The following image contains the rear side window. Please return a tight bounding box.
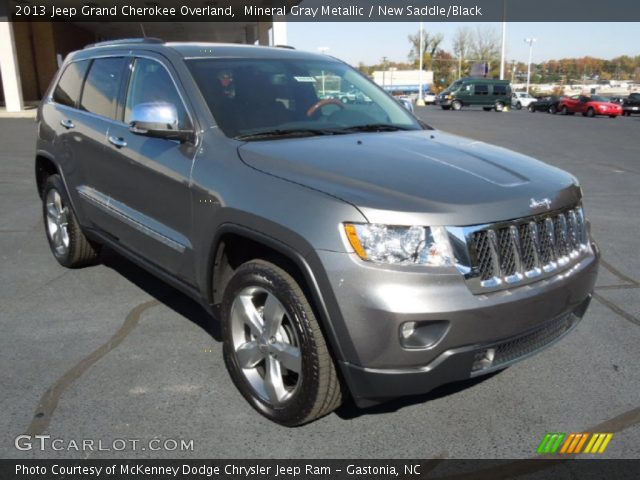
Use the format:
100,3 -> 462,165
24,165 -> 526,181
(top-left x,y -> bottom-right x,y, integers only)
52,60 -> 90,108
79,57 -> 126,119
474,84 -> 489,95
493,84 -> 507,95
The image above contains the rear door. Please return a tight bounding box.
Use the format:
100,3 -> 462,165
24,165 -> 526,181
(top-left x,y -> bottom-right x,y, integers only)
473,83 -> 490,106
100,55 -> 198,281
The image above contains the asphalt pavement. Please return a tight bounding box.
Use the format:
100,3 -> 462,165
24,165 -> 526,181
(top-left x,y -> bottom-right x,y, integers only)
1,108 -> 639,460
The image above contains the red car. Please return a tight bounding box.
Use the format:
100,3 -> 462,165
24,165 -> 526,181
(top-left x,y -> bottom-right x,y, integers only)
559,95 -> 623,118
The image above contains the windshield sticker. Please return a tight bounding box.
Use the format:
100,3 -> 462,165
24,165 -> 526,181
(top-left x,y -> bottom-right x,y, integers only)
294,76 -> 317,83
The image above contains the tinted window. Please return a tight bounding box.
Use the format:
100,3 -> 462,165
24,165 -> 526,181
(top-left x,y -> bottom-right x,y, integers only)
187,58 -> 420,138
474,84 -> 489,95
493,84 -> 507,95
124,58 -> 189,129
79,57 -> 126,119
52,60 -> 90,108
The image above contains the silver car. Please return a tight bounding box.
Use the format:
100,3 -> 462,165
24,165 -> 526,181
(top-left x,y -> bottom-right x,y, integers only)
36,39 -> 599,426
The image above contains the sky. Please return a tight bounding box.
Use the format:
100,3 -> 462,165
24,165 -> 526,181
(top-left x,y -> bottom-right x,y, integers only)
287,22 -> 640,66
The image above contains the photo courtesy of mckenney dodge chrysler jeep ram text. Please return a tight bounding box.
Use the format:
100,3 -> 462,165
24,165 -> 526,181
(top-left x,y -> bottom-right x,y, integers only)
35,39 -> 599,426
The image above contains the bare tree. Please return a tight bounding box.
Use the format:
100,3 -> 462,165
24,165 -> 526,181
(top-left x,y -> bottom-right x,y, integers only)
470,26 -> 501,69
408,30 -> 444,69
452,27 -> 473,78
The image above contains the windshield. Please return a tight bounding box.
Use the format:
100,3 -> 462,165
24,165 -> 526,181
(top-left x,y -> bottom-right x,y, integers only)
441,80 -> 462,94
590,96 -> 609,102
187,57 -> 422,139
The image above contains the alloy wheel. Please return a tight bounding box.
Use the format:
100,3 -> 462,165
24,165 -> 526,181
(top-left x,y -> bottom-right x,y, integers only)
229,287 -> 302,406
45,189 -> 70,256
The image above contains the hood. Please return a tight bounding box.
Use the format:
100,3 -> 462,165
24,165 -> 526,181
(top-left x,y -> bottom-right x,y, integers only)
237,130 -> 581,226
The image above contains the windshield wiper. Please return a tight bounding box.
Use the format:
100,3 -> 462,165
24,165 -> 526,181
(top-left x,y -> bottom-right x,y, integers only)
339,124 -> 414,133
235,128 -> 343,141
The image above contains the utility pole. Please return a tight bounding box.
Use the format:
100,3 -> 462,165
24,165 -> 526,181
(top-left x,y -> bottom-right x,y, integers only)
524,38 -> 537,93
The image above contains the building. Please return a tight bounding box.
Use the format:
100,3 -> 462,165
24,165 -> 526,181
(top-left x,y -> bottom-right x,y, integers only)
372,69 -> 434,89
0,2 -> 289,112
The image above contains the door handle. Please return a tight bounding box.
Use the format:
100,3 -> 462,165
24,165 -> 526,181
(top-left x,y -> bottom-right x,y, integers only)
108,136 -> 127,148
60,119 -> 75,129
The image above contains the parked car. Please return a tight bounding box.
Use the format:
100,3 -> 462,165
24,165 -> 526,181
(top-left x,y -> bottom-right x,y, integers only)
527,95 -> 563,113
559,95 -> 623,117
36,39 -> 599,426
422,92 -> 437,104
621,92 -> 640,116
438,77 -> 511,111
395,95 -> 414,112
511,92 -> 537,110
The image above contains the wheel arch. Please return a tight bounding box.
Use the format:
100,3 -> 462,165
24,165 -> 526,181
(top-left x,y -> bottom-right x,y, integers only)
35,151 -> 59,199
205,223 -> 351,365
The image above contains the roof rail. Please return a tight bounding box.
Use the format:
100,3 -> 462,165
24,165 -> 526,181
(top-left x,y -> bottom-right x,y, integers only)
275,44 -> 295,49
85,38 -> 164,49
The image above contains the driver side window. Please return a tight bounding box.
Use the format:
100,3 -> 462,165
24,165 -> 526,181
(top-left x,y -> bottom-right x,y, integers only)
124,58 -> 189,129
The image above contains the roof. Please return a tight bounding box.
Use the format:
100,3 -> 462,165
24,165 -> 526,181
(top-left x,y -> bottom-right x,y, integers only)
81,38 -> 333,62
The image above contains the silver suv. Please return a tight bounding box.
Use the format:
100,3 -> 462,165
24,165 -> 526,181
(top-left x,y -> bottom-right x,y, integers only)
36,39 -> 599,426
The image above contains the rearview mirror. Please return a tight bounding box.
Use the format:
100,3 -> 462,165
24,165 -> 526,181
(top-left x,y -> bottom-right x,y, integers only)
129,102 -> 193,143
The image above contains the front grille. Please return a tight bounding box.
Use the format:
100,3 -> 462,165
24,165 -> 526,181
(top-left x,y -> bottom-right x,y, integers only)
469,206 -> 588,288
471,313 -> 576,374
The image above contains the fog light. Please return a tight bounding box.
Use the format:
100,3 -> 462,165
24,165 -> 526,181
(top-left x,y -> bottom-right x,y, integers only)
472,348 -> 496,372
401,322 -> 416,339
399,320 -> 449,349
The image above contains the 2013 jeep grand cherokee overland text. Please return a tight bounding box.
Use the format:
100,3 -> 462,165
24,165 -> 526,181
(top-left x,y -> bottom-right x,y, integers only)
36,39 -> 599,426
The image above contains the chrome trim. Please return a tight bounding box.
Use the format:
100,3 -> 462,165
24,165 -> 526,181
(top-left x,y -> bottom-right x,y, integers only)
77,185 -> 190,253
449,205 -> 590,294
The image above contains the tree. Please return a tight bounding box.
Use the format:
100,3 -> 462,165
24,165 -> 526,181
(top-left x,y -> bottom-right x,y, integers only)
408,29 -> 444,70
452,27 -> 473,78
470,26 -> 501,76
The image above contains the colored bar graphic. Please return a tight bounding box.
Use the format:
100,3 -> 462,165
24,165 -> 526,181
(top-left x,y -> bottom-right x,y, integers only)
538,433 -> 613,455
537,433 -> 566,454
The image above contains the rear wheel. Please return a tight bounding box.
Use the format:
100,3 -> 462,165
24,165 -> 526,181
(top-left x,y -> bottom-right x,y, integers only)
561,105 -> 569,115
586,107 -> 595,117
528,104 -> 535,112
495,101 -> 505,112
549,105 -> 557,114
221,260 -> 342,426
451,100 -> 462,111
42,174 -> 100,268
516,102 -> 522,110
482,107 -> 492,112
609,115 -> 617,118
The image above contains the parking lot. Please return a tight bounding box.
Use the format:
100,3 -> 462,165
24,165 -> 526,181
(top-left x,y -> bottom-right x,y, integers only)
2,108 -> 639,459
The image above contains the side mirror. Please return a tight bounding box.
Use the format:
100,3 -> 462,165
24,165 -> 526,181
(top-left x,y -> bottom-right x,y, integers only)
129,102 -> 194,143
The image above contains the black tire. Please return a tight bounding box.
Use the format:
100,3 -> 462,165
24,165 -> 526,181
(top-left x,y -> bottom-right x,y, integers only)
561,105 -> 569,115
549,105 -> 557,114
221,259 -> 342,426
586,107 -> 595,118
516,102 -> 522,110
495,101 -> 505,112
482,107 -> 492,112
42,174 -> 100,268
451,100 -> 462,111
528,104 -> 535,112
609,115 -> 617,118
441,105 -> 451,110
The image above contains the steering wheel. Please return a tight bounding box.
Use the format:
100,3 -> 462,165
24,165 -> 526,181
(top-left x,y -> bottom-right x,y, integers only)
306,98 -> 345,117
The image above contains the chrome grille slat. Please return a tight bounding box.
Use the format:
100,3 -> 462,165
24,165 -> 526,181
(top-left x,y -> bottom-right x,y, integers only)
467,206 -> 588,292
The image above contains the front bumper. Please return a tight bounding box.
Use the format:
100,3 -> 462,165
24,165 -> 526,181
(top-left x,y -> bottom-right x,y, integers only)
314,241 -> 599,405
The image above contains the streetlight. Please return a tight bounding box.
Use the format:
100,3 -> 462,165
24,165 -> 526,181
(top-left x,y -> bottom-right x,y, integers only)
524,38 -> 537,93
389,67 -> 397,87
317,47 -> 329,96
417,22 -> 425,106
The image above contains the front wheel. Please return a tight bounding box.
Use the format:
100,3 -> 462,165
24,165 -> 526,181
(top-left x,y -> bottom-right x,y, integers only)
451,100 -> 462,111
221,260 -> 342,426
482,107 -> 492,112
549,105 -> 557,114
516,102 -> 522,110
528,104 -> 535,112
42,174 -> 100,268
441,105 -> 451,110
586,107 -> 595,118
561,105 -> 569,115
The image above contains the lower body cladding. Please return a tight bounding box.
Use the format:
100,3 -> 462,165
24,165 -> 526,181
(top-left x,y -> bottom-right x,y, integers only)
315,244 -> 599,406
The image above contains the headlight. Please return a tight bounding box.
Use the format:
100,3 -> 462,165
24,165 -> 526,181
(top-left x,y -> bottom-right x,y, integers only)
344,223 -> 455,266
